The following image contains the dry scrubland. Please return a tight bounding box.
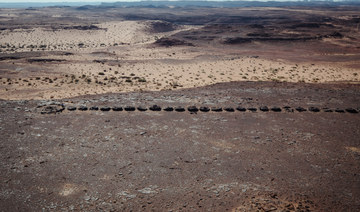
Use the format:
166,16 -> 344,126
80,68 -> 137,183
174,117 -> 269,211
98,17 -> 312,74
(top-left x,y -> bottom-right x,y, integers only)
0,6 -> 359,100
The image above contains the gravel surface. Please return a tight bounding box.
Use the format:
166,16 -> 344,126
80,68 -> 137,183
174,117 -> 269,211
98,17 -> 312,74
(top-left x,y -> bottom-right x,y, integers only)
1,81 -> 359,211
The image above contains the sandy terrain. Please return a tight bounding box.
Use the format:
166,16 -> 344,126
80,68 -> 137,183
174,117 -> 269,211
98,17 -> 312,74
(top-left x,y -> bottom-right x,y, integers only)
2,48 -> 359,100
1,6 -> 360,100
0,21 -> 194,51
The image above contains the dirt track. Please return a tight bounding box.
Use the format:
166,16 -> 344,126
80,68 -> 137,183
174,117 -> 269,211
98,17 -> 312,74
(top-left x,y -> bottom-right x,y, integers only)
1,82 -> 359,211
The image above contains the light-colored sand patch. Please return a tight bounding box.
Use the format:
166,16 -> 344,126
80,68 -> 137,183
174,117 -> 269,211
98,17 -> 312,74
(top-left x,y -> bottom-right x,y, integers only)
99,174 -> 112,181
0,21 -> 148,51
346,147 -> 360,154
0,20 -> 196,53
1,54 -> 359,100
59,183 -> 81,196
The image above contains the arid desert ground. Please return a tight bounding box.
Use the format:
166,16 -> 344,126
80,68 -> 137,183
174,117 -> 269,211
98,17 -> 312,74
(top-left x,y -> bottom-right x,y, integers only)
0,2 -> 360,211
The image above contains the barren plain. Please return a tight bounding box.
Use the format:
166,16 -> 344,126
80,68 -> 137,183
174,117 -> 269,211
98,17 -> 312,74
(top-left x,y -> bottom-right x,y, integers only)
0,3 -> 360,211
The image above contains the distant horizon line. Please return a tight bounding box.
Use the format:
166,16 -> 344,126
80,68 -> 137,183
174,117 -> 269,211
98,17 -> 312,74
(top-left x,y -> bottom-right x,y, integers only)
0,0 -> 357,8
0,0 -> 356,3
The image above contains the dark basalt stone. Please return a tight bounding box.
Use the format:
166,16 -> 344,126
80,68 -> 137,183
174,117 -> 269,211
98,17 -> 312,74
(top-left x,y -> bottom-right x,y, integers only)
41,105 -> 64,114
58,106 -> 65,112
112,106 -> 123,111
236,107 -> 246,112
308,107 -> 320,112
284,106 -> 294,112
149,105 -> 161,111
188,106 -> 199,112
100,106 -> 111,111
175,107 -> 185,112
345,108 -> 358,113
211,107 -> 223,112
40,109 -> 53,114
224,107 -> 234,112
248,107 -> 257,112
67,106 -> 76,111
78,106 -> 88,111
335,108 -> 345,113
259,106 -> 269,112
323,108 -> 333,112
90,106 -> 98,111
124,106 -> 136,111
199,106 -> 210,112
163,107 -> 174,112
137,106 -> 147,111
271,107 -> 282,112
295,107 -> 306,112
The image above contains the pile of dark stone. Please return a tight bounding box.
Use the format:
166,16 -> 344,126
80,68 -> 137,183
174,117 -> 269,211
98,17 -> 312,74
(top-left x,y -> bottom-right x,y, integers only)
38,103 -> 65,114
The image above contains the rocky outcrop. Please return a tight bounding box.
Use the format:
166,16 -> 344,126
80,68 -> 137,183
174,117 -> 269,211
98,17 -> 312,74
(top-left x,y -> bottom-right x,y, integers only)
154,37 -> 194,47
